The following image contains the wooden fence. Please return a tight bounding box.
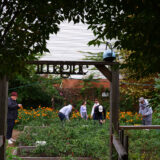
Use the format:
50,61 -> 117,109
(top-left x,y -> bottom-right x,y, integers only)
113,125 -> 160,160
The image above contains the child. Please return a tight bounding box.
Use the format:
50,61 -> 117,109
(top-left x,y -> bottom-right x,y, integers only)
80,101 -> 88,120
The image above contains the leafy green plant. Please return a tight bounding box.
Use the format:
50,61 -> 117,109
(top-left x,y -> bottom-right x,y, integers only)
6,146 -> 22,160
150,74 -> 160,111
13,107 -> 160,160
9,72 -> 63,108
128,129 -> 160,160
16,120 -> 109,159
120,93 -> 135,111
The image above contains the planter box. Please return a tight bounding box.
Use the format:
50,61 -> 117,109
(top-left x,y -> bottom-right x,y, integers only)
14,157 -> 92,160
13,146 -> 93,160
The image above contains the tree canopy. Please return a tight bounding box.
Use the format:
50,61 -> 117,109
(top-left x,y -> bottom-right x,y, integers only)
1,0 -> 160,78
84,0 -> 160,78
0,0 -> 85,78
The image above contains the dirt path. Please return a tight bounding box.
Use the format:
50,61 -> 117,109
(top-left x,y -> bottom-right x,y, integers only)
12,129 -> 21,140
8,129 -> 22,147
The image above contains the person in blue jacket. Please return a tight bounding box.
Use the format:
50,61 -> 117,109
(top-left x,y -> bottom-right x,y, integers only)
7,92 -> 22,144
139,97 -> 153,125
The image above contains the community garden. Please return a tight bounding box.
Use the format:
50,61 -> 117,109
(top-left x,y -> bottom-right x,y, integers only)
4,63 -> 160,160
5,66 -> 160,160
1,1 -> 160,160
7,103 -> 160,160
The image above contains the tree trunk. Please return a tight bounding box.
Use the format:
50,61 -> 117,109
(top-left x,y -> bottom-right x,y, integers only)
0,76 -> 8,160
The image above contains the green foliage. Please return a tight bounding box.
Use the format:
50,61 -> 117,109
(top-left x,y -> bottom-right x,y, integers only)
79,74 -> 110,112
17,120 -> 109,159
0,0 -> 86,78
117,49 -> 155,111
9,71 -> 63,108
150,74 -> 160,110
1,0 -> 160,79
80,74 -> 97,97
155,74 -> 160,90
13,107 -> 160,159
15,107 -> 58,127
6,146 -> 22,160
15,115 -> 160,160
120,93 -> 135,112
81,51 -> 103,61
84,0 -> 160,77
128,129 -> 160,160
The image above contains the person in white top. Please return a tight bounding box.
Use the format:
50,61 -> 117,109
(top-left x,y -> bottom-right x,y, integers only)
58,104 -> 75,121
80,101 -> 88,120
91,99 -> 100,120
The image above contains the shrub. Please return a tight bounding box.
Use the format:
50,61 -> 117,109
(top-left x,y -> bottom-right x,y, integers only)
17,120 -> 109,159
9,73 -> 63,108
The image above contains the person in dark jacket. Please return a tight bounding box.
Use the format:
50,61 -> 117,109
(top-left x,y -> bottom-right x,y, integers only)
7,92 -> 22,144
94,105 -> 106,124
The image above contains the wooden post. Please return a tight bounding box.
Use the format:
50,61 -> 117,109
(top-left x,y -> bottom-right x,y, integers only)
124,136 -> 128,159
110,67 -> 119,160
113,134 -> 128,160
95,65 -> 112,82
0,76 -> 8,160
119,130 -> 124,146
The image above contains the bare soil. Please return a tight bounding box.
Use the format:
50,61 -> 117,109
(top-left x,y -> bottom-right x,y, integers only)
8,129 -> 22,147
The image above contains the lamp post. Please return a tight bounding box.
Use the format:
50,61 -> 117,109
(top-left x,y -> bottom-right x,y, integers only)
103,42 -> 116,62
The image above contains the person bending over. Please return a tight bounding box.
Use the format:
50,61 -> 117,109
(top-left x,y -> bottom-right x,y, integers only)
58,104 -> 75,121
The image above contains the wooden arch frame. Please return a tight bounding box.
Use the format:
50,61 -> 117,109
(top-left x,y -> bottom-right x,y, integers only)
0,60 -> 120,160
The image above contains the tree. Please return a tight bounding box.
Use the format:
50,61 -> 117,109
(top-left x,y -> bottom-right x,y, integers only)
0,0 -> 85,78
84,0 -> 160,78
1,0 -> 160,78
9,71 -> 63,108
0,3 -> 85,158
150,74 -> 160,110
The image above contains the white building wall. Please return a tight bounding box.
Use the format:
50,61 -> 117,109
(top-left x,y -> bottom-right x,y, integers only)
40,21 -> 108,79
40,21 -> 105,61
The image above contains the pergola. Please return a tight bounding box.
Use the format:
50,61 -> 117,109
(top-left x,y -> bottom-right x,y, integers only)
0,60 -> 123,160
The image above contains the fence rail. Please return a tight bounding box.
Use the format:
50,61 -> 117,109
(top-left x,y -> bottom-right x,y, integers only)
119,125 -> 160,130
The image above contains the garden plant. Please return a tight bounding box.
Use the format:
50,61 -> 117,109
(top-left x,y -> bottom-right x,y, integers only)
11,105 -> 160,160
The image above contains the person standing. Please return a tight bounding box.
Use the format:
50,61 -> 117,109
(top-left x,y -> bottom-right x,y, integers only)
7,92 -> 22,144
139,97 -> 153,125
58,104 -> 75,121
94,105 -> 106,124
91,99 -> 100,120
80,101 -> 88,120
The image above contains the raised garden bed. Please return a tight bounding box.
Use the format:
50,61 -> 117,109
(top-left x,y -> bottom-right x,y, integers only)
13,157 -> 92,160
13,146 -> 93,160
15,120 -> 109,160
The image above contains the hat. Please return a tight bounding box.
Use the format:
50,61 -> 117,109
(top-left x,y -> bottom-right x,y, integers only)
139,97 -> 144,103
11,92 -> 18,97
98,105 -> 103,112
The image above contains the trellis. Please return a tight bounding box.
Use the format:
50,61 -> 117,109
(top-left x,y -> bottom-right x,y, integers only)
1,60 -> 159,160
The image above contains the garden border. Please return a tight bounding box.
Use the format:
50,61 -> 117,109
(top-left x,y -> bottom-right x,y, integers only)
13,146 -> 93,160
